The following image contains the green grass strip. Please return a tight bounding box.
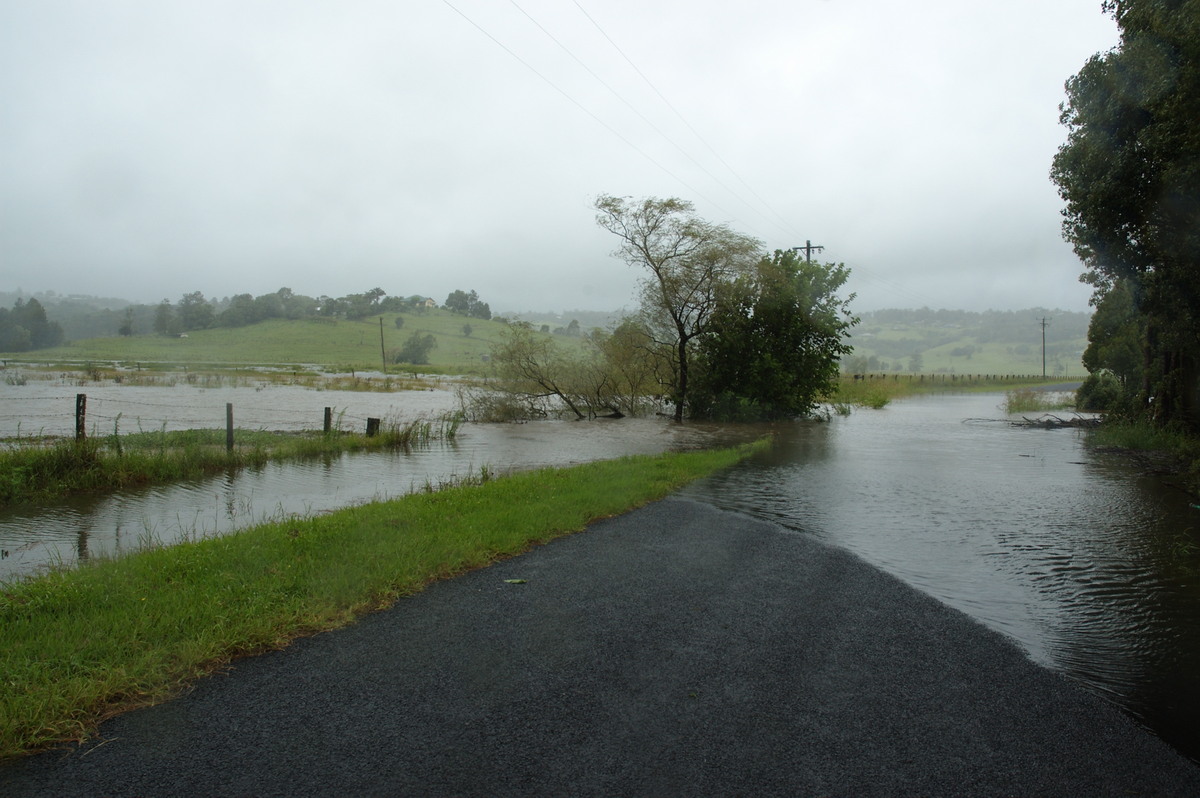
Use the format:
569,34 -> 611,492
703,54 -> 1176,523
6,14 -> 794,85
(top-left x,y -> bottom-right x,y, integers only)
0,440 -> 767,760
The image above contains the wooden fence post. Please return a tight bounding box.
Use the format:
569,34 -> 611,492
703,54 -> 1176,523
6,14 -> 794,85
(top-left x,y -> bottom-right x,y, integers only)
75,393 -> 86,441
226,403 -> 234,453
324,407 -> 333,434
366,417 -> 380,437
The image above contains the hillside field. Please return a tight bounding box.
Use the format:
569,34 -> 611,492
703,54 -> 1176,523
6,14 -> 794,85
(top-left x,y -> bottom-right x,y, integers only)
0,310 -> 584,374
845,309 -> 1090,377
3,306 -> 1093,379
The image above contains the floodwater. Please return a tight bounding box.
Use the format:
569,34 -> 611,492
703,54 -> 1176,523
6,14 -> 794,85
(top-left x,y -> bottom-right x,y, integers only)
0,380 -> 761,581
3,382 -> 1200,762
680,392 -> 1200,762
0,375 -> 460,438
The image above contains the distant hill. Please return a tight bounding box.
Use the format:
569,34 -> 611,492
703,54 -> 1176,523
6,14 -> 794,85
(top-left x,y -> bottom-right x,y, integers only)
4,291 -> 1093,378
846,308 -> 1091,376
503,309 -> 627,334
2,309 -> 588,374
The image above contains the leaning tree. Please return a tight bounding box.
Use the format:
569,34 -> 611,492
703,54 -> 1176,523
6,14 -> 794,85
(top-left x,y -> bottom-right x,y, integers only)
594,194 -> 761,421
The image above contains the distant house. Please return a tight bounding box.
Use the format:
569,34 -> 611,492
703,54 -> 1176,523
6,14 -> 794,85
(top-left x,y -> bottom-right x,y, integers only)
423,298 -> 437,309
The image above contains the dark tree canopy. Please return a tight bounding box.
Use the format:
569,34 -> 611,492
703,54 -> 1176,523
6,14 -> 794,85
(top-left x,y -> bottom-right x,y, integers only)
692,250 -> 857,420
0,298 -> 64,351
444,289 -> 491,320
1051,0 -> 1200,425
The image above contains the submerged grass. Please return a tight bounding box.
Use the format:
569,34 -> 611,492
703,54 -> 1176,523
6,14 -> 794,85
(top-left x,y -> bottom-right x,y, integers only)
1003,388 -> 1076,414
0,414 -> 463,506
1088,418 -> 1200,457
832,374 -> 1083,412
0,440 -> 766,760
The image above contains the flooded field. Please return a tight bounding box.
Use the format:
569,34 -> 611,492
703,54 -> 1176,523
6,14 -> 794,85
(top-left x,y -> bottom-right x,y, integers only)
3,375 -> 1200,761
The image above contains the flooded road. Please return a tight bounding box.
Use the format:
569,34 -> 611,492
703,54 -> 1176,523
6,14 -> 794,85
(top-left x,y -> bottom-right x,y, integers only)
681,392 -> 1200,762
3,382 -> 1199,761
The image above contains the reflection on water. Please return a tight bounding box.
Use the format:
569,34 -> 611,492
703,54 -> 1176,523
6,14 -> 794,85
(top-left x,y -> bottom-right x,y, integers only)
0,417 -> 761,582
4,387 -> 1200,761
680,392 -> 1200,762
0,382 -> 462,438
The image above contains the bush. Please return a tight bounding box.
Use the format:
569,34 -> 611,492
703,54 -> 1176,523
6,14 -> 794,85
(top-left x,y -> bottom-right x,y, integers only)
393,332 -> 436,365
1076,372 -> 1125,413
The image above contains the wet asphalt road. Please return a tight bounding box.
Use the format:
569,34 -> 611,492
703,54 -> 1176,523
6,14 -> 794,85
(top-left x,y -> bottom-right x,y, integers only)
4,498 -> 1200,796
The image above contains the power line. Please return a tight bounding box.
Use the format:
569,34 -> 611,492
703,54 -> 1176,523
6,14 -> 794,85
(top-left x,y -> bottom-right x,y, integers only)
440,0 -> 735,220
507,0 -> 779,236
571,0 -> 796,236
443,1 -> 948,312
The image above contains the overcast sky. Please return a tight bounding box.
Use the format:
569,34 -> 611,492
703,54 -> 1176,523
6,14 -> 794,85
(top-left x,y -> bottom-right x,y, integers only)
0,1 -> 1119,315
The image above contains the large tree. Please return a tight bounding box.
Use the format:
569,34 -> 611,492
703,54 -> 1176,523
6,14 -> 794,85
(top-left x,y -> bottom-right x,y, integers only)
692,250 -> 857,420
444,289 -> 492,320
1051,0 -> 1200,425
176,291 -> 215,332
594,194 -> 761,421
0,298 -> 64,351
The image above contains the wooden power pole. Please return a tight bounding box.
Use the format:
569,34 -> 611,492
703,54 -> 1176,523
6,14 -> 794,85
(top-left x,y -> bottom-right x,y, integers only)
1040,317 -> 1049,378
790,240 -> 825,263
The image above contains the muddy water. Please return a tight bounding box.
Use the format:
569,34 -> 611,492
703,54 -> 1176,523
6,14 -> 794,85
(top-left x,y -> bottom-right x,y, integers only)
4,383 -> 1200,761
0,379 -> 460,438
680,392 -> 1200,762
0,411 -> 761,582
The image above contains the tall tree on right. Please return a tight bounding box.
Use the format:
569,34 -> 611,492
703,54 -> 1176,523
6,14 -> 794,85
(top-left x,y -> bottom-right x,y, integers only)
1050,0 -> 1200,426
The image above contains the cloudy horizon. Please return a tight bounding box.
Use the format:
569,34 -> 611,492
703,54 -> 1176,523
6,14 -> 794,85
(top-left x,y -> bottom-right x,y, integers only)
1,1 -> 1119,315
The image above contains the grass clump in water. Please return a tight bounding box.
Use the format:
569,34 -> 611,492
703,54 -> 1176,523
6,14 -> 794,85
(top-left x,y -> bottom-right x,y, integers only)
0,413 -> 464,507
0,439 -> 766,760
1003,388 -> 1075,414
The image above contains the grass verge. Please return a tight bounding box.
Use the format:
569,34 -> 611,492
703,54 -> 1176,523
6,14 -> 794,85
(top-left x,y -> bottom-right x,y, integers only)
0,440 -> 767,760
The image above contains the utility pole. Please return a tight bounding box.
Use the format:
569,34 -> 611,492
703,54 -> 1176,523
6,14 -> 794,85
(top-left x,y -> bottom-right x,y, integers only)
1040,317 -> 1049,378
790,240 -> 824,263
380,317 -> 387,376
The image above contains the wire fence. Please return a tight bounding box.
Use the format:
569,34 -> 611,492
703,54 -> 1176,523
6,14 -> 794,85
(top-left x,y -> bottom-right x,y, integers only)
0,392 -> 428,440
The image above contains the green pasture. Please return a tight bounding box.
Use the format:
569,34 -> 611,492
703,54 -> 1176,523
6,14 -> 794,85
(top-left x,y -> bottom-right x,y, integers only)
2,311 -> 586,374
848,325 -> 1088,377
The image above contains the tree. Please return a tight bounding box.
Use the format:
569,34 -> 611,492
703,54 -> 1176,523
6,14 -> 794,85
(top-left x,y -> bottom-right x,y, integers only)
344,288 -> 386,320
153,299 -> 178,336
393,332 -> 436,365
219,294 -> 258,327
444,290 -> 468,315
445,289 -> 491,320
595,194 -> 761,421
177,291 -> 214,331
489,324 -> 588,419
691,250 -> 857,420
118,307 -> 135,337
588,317 -> 667,416
1050,0 -> 1200,425
1082,279 -> 1145,396
5,298 -> 64,349
462,323 -> 473,338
